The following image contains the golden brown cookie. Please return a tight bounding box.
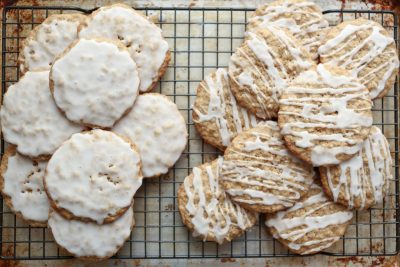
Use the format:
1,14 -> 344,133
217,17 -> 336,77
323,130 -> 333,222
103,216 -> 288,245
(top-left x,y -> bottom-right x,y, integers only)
278,64 -> 373,167
221,121 -> 315,213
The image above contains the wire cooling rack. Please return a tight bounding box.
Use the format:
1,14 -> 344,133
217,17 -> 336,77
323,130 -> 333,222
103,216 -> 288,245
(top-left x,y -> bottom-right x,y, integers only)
0,5 -> 399,260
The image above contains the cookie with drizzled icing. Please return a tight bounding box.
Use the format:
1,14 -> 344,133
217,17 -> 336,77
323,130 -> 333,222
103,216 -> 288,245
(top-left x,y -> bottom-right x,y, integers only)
193,68 -> 261,151
178,157 -> 257,244
228,26 -> 314,120
221,121 -> 315,213
278,64 -> 373,167
265,182 -> 353,255
319,18 -> 399,99
248,0 -> 329,61
319,126 -> 392,210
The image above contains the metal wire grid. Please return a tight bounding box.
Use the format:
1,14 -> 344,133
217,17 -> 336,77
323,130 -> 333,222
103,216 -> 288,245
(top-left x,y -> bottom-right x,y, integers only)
0,6 -> 399,260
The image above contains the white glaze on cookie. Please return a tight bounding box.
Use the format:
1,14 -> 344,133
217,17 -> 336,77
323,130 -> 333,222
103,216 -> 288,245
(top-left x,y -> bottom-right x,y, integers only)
229,26 -> 313,119
248,0 -> 329,60
20,14 -> 86,73
49,207 -> 133,258
193,68 -> 259,148
44,130 -> 142,224
318,18 -> 399,99
51,38 -> 139,128
2,149 -> 50,223
113,94 -> 187,177
182,157 -> 256,244
79,4 -> 169,92
0,71 -> 83,158
279,64 -> 373,166
221,121 -> 315,211
265,183 -> 353,255
322,126 -> 392,209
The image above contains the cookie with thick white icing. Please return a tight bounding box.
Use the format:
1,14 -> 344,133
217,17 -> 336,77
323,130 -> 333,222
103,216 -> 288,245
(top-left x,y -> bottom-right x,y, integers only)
19,13 -> 86,74
113,93 -> 187,178
49,206 -> 134,259
0,71 -> 83,160
265,182 -> 353,255
221,121 -> 315,213
318,18 -> 399,99
319,126 -> 392,210
178,157 -> 257,244
79,3 -> 170,93
278,64 -> 373,167
0,146 -> 50,227
44,129 -> 142,224
50,38 -> 139,128
248,0 -> 329,61
193,68 -> 260,151
229,26 -> 314,119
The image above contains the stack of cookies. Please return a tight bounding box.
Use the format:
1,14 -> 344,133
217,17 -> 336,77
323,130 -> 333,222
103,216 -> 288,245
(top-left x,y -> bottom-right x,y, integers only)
182,0 -> 398,255
0,4 -> 188,259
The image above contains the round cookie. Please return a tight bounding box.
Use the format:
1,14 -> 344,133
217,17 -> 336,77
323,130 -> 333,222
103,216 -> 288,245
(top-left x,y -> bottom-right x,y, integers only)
49,206 -> 134,259
193,68 -> 260,151
278,64 -> 373,167
178,157 -> 257,244
0,146 -> 50,227
248,0 -> 329,61
221,121 -> 315,213
229,26 -> 314,119
319,126 -> 392,210
318,18 -> 399,99
50,38 -> 140,128
113,93 -> 187,178
78,3 -> 170,93
44,129 -> 143,224
265,182 -> 354,255
19,13 -> 86,74
0,71 -> 83,160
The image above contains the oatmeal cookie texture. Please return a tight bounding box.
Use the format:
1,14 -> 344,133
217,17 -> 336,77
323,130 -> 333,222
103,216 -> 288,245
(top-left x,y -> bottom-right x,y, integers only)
50,38 -> 140,128
320,126 -> 392,210
48,206 -> 134,259
79,3 -> 170,93
265,182 -> 353,255
248,0 -> 329,61
193,68 -> 260,151
178,157 -> 257,244
19,14 -> 86,74
278,64 -> 373,166
0,71 -> 83,160
113,93 -> 187,178
44,129 -> 143,224
229,26 -> 314,119
0,146 -> 50,227
319,18 -> 399,99
221,121 -> 315,213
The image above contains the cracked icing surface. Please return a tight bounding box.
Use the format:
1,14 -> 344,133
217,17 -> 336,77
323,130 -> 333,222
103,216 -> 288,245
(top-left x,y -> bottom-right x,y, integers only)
19,14 -> 86,74
228,26 -> 314,119
221,121 -> 315,213
193,68 -> 260,151
248,0 -> 329,61
49,206 -> 134,259
50,38 -> 139,128
178,157 -> 257,244
113,93 -> 187,178
318,18 -> 399,99
265,182 -> 353,255
0,146 -> 50,226
0,71 -> 83,159
79,3 -> 169,92
44,129 -> 142,224
278,64 -> 373,166
320,126 -> 392,210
